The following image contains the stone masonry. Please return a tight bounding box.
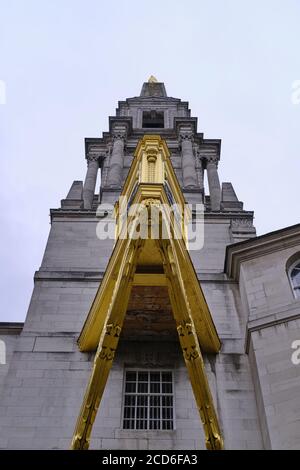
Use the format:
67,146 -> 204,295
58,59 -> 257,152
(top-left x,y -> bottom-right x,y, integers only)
0,81 -> 299,449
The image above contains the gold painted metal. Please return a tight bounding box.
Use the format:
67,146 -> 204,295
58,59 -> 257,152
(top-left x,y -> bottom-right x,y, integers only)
158,238 -> 224,450
133,273 -> 167,286
71,234 -> 144,450
148,75 -> 158,82
71,136 -> 223,450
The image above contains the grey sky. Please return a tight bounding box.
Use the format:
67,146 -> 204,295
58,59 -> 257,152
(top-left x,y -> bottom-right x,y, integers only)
0,0 -> 299,322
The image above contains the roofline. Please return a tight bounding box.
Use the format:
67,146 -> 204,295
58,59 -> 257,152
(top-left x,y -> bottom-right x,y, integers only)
0,322 -> 24,335
225,222 -> 300,280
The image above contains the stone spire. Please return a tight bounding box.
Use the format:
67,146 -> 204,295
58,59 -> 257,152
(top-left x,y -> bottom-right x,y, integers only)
140,79 -> 167,97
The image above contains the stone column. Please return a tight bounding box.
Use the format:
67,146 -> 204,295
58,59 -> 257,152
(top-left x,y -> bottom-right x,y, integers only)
206,156 -> 221,211
180,134 -> 198,188
197,154 -> 204,191
197,155 -> 205,204
107,133 -> 126,188
83,155 -> 99,209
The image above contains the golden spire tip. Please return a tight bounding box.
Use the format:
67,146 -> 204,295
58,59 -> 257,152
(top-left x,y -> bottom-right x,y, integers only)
148,75 -> 158,83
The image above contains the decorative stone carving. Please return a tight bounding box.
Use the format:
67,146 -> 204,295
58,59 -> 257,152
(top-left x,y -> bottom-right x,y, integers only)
97,323 -> 121,361
112,133 -> 126,142
177,322 -> 199,361
141,198 -> 161,207
206,155 -> 219,166
134,349 -> 167,367
179,133 -> 193,142
147,152 -> 157,183
86,154 -> 100,164
231,218 -> 253,228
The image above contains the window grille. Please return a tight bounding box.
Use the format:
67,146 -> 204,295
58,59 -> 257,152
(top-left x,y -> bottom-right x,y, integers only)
123,370 -> 174,430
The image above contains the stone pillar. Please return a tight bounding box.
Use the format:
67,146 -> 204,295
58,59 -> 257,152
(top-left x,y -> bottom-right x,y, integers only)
180,134 -> 198,188
206,156 -> 221,211
196,156 -> 205,204
83,155 -> 99,209
107,133 -> 126,188
197,155 -> 204,191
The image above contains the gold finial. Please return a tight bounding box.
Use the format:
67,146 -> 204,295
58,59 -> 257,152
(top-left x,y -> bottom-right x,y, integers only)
148,75 -> 158,83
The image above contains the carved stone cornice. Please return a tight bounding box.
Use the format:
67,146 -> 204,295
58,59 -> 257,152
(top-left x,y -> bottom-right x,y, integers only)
108,116 -> 132,137
174,117 -> 198,138
141,198 -> 161,210
179,132 -> 194,143
144,147 -> 159,168
231,218 -> 254,229
112,132 -> 127,143
225,223 -> 300,280
206,155 -> 219,166
86,154 -> 100,164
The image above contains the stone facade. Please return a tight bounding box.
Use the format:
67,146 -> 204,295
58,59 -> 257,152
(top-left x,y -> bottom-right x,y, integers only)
0,81 -> 299,449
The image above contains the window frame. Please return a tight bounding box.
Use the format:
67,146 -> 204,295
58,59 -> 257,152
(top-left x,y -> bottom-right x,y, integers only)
121,368 -> 176,431
288,259 -> 300,299
142,110 -> 165,129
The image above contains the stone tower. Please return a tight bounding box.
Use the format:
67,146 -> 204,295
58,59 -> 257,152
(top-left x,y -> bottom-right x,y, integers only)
1,80 -> 300,450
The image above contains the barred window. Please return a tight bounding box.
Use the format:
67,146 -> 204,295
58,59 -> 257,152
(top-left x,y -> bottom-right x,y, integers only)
123,370 -> 174,430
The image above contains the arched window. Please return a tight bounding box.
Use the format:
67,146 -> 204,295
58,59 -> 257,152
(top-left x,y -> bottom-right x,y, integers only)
288,260 -> 300,299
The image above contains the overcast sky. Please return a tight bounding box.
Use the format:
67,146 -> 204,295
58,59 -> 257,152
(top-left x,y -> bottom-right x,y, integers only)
0,0 -> 299,322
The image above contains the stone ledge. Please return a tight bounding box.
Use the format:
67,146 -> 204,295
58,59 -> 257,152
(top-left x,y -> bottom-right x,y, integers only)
0,323 -> 24,335
225,223 -> 300,280
33,336 -> 76,353
34,270 -> 103,282
33,269 -> 239,283
245,305 -> 300,352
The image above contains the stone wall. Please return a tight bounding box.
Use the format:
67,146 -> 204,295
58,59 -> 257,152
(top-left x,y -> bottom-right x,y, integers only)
239,243 -> 300,449
0,335 -> 263,449
0,204 -> 264,449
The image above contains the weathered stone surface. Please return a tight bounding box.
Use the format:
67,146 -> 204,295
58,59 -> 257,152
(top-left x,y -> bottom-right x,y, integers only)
1,81 -> 299,450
